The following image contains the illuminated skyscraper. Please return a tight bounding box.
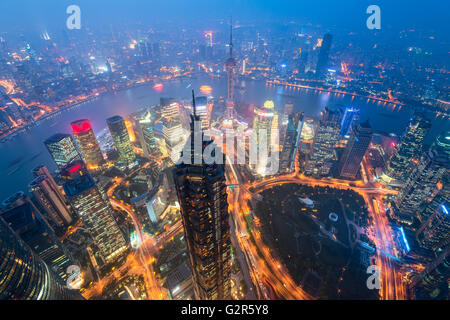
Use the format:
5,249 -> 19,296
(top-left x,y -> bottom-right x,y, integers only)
280,112 -> 304,173
416,132 -> 450,251
61,161 -> 128,268
173,91 -> 231,300
340,107 -> 360,137
195,96 -> 210,130
71,119 -> 104,171
338,120 -> 373,179
161,97 -> 180,119
29,166 -> 73,227
253,100 -> 277,176
107,115 -> 136,168
204,31 -> 213,59
315,33 -> 333,78
138,39 -> 151,58
416,202 -> 449,252
419,169 -> 449,226
1,192 -> 75,283
0,215 -> 83,300
44,133 -> 82,170
381,113 -> 431,184
411,247 -> 449,299
282,102 -> 294,125
271,110 -> 280,149
161,98 -> 185,163
298,50 -> 308,74
134,111 -> 157,158
305,105 -> 342,176
394,132 -> 450,221
225,17 -> 236,120
163,119 -> 185,163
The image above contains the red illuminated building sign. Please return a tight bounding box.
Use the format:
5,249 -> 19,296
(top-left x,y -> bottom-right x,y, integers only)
68,164 -> 82,173
71,120 -> 92,133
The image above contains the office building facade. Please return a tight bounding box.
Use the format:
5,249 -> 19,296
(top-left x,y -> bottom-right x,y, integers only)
394,132 -> 450,220
315,33 -> 333,78
0,215 -> 82,300
71,119 -> 104,171
173,93 -> 231,300
279,112 -> 304,173
61,161 -> 128,268
339,120 -> 373,179
44,133 -> 82,170
107,115 -> 136,168
381,113 -> 431,184
1,192 -> 75,283
304,106 -> 342,176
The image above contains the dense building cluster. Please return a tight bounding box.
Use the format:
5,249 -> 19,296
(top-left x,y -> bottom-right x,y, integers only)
0,7 -> 448,301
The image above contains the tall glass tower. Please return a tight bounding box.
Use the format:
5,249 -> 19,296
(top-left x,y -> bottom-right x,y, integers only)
338,120 -> 373,179
71,119 -> 104,171
416,202 -> 449,252
107,115 -> 136,168
305,105 -> 342,176
133,110 -> 157,158
0,211 -> 82,300
195,96 -> 210,130
252,100 -> 276,176
161,98 -> 185,164
44,133 -> 82,170
381,113 -> 431,185
61,161 -> 128,269
315,33 -> 333,78
29,165 -> 74,227
340,107 -> 360,137
173,91 -> 231,300
280,112 -> 304,173
1,192 -> 75,283
394,132 -> 450,221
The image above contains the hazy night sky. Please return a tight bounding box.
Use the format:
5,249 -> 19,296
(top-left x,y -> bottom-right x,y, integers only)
0,0 -> 448,35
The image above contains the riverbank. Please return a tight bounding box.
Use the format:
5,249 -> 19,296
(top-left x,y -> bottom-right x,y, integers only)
0,79 -> 163,143
3,74 -> 429,143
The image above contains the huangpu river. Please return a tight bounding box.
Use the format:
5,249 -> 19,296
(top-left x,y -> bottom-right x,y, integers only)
0,76 -> 447,200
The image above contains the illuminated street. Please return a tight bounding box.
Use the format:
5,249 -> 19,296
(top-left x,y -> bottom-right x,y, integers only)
225,157 -> 406,300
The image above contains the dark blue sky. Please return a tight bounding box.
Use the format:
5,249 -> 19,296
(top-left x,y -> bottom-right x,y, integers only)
0,0 -> 448,35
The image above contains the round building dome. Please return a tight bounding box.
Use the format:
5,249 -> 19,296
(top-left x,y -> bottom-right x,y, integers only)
263,100 -> 275,109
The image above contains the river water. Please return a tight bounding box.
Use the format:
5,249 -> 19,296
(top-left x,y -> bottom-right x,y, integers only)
0,77 -> 447,200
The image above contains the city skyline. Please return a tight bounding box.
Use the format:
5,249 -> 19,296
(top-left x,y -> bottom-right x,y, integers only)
0,0 -> 448,304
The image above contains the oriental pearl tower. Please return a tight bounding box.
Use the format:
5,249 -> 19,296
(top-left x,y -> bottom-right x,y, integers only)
225,16 -> 236,121
217,17 -> 247,136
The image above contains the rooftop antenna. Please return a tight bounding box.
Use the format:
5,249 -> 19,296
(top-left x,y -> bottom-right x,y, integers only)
229,15 -> 233,59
